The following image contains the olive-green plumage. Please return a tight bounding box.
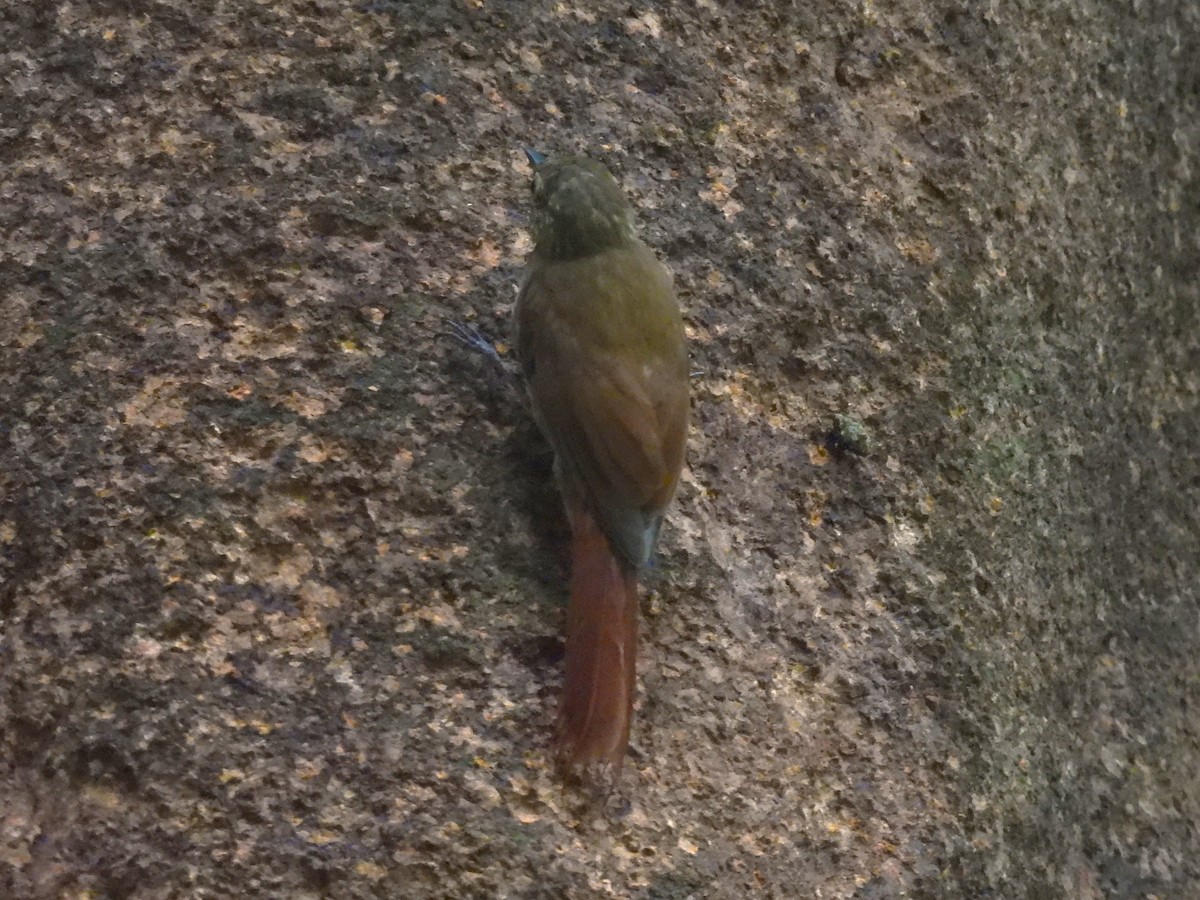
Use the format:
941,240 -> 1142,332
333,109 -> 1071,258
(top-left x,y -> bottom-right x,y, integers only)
515,155 -> 688,770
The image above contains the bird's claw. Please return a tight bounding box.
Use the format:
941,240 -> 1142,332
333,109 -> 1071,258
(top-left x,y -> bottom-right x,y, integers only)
442,320 -> 502,364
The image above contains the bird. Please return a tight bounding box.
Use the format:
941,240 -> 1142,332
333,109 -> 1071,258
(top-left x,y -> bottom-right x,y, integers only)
514,150 -> 689,772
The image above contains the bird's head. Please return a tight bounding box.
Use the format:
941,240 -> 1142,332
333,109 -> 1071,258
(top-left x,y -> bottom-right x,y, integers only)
525,151 -> 637,261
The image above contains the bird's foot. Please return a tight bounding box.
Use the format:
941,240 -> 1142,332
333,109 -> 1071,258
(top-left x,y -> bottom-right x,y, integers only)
441,319 -> 523,401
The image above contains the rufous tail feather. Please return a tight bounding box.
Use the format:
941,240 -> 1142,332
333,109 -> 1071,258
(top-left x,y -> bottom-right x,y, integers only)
555,509 -> 638,770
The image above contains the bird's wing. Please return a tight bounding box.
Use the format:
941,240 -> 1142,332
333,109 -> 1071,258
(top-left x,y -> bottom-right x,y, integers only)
516,248 -> 687,565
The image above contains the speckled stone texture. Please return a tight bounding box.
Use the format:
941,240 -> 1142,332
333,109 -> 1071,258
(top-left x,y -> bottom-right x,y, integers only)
1,1 -> 1196,897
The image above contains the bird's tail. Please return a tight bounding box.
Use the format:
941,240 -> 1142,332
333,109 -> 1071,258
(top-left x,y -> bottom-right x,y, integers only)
555,507 -> 639,770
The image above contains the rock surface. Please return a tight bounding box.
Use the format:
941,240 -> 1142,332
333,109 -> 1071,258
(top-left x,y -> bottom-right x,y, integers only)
2,1 -> 1196,897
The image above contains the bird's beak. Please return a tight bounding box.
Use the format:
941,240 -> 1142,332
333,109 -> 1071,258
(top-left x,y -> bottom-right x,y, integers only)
523,147 -> 547,167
